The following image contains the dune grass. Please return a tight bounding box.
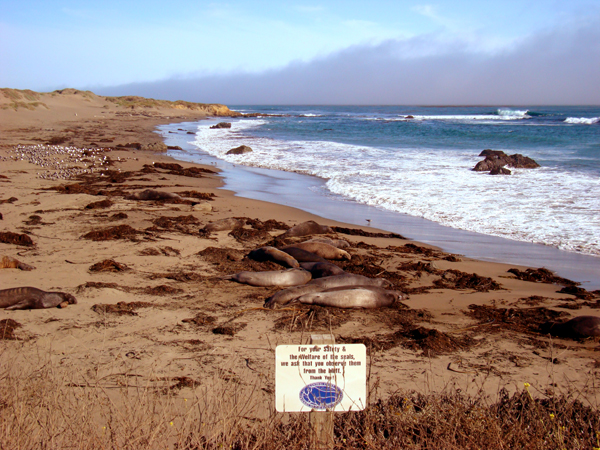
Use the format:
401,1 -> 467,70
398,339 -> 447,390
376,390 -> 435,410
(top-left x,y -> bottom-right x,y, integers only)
1,344 -> 598,450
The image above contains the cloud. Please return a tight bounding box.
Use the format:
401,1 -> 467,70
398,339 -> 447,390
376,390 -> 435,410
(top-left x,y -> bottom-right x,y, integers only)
95,20 -> 600,105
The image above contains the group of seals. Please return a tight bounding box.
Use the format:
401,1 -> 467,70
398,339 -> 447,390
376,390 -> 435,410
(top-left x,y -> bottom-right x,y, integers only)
0,287 -> 77,310
221,220 -> 402,309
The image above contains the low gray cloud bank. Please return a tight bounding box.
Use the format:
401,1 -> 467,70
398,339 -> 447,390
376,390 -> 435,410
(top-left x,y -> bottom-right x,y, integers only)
96,21 -> 600,105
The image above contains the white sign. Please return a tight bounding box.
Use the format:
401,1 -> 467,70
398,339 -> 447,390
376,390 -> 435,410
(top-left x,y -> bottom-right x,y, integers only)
275,344 -> 367,412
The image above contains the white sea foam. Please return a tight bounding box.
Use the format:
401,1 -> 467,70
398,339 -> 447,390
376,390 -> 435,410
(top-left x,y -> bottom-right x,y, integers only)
564,117 -> 600,125
192,120 -> 600,257
376,113 -> 530,122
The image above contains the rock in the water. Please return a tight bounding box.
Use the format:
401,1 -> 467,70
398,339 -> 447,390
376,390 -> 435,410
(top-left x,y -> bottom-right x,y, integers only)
473,150 -> 539,173
226,145 -> 252,155
490,167 -> 512,175
210,122 -> 232,129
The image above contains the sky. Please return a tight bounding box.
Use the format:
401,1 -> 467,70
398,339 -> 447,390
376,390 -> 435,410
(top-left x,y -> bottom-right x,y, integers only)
1,0 -> 599,104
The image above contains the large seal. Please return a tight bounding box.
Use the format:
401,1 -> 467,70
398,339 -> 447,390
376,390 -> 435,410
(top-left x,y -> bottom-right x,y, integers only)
203,218 -> 245,232
265,273 -> 392,308
248,246 -> 300,268
303,237 -> 350,249
280,247 -> 327,263
281,221 -> 333,237
300,262 -> 345,278
223,268 -> 312,287
1,255 -> 35,271
293,286 -> 400,309
541,315 -> 600,339
281,242 -> 350,260
126,189 -> 183,201
0,287 -> 77,310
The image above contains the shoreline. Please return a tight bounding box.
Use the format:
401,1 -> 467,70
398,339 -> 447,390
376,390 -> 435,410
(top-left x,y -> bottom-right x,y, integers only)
160,119 -> 600,290
2,91 -> 599,433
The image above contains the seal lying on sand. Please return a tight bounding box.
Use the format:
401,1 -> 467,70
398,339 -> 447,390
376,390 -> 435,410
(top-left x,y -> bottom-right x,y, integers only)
281,220 -> 333,237
281,242 -> 351,260
280,247 -> 327,263
248,246 -> 300,268
541,315 -> 600,339
0,287 -> 77,310
265,273 -> 392,308
126,189 -> 183,201
1,255 -> 35,271
223,268 -> 312,287
303,237 -> 350,249
300,262 -> 345,278
293,286 -> 400,309
203,218 -> 245,232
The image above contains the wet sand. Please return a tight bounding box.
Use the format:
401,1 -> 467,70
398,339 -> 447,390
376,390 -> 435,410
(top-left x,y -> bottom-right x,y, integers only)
1,90 -> 599,418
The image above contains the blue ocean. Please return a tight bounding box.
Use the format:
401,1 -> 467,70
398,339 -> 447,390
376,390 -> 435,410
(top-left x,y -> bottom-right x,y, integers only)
161,105 -> 600,286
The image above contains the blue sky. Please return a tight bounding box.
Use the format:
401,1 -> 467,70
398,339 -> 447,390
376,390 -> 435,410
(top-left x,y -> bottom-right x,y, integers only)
1,0 -> 599,104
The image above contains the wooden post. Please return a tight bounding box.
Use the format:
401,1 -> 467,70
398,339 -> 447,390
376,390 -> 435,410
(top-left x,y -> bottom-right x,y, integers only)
309,334 -> 335,450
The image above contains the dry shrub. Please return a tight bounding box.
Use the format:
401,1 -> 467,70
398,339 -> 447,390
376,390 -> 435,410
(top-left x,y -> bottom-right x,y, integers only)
85,199 -> 113,209
332,226 -> 405,239
508,267 -> 579,286
0,231 -> 34,246
82,225 -> 140,241
89,259 -> 129,272
0,319 -> 21,340
0,349 -> 598,449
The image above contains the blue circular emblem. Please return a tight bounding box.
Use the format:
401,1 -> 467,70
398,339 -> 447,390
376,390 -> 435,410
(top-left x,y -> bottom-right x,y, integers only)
299,382 -> 343,410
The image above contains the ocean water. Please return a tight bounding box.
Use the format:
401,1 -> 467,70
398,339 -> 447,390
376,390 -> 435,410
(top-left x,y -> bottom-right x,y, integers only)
188,106 -> 600,256
159,105 -> 600,287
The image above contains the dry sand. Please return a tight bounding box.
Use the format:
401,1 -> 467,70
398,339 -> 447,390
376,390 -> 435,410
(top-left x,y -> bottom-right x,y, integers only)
1,89 -> 599,418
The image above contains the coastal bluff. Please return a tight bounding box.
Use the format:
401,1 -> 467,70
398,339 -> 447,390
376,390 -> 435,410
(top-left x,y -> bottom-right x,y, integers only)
0,88 -> 240,117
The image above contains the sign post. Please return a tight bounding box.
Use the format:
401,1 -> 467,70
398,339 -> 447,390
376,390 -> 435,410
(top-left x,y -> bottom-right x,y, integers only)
275,335 -> 367,449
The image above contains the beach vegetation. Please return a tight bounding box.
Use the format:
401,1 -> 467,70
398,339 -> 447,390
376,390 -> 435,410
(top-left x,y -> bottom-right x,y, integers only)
1,347 -> 598,449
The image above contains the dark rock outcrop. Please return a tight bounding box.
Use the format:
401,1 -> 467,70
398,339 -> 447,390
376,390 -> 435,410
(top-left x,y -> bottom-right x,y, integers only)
226,145 -> 252,155
473,150 -> 540,175
210,122 -> 232,129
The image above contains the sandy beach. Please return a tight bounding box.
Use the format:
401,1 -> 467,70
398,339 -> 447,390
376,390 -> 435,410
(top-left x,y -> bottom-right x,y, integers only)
1,89 -> 599,448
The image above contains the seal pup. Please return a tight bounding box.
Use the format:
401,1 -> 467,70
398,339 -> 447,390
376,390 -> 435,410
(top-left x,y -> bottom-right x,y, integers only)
1,255 -> 35,271
541,315 -> 600,339
265,273 -> 392,308
293,286 -> 400,309
126,189 -> 183,201
203,218 -> 245,232
279,247 -> 327,263
303,237 -> 350,249
281,221 -> 333,237
281,242 -> 350,260
223,268 -> 312,287
248,246 -> 300,268
0,287 -> 77,310
300,262 -> 345,278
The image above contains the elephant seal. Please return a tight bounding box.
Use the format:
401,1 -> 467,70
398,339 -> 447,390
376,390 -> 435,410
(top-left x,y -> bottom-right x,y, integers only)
126,189 -> 182,201
294,286 -> 400,309
303,237 -> 350,249
281,221 -> 333,237
541,315 -> 600,339
248,246 -> 300,268
1,255 -> 35,271
203,218 -> 245,232
300,262 -> 345,278
280,247 -> 327,263
282,242 -> 350,260
264,273 -> 393,308
0,287 -> 77,310
223,268 -> 312,287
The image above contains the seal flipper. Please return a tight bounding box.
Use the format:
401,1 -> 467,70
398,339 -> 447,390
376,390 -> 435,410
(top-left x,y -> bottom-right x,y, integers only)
5,299 -> 34,310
